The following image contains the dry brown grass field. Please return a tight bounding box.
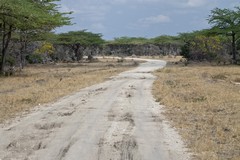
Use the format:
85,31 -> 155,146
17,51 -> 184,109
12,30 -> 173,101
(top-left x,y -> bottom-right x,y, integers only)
153,62 -> 240,160
138,55 -> 183,62
0,58 -> 137,123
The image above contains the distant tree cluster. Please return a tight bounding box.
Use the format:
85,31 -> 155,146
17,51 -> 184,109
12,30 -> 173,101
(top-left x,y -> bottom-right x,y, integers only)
179,31 -> 230,63
180,6 -> 240,64
50,30 -> 105,61
1,2 -> 239,75
108,36 -> 182,45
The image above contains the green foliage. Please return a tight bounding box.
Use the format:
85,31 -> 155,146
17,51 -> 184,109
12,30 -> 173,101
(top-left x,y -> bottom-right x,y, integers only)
208,7 -> 240,34
0,0 -> 71,32
107,35 -> 183,45
151,35 -> 183,45
0,55 -> 15,66
180,42 -> 190,60
35,42 -> 55,55
26,54 -> 43,64
0,0 -> 71,73
179,30 -> 225,61
108,37 -> 150,44
191,35 -> 223,61
53,30 -> 105,46
208,6 -> 240,63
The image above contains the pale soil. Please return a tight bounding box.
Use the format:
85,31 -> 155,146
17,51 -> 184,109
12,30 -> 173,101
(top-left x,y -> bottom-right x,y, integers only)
0,59 -> 191,160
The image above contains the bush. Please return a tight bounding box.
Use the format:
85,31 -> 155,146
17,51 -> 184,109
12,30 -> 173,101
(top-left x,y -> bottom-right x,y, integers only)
180,42 -> 190,60
87,55 -> 93,62
26,54 -> 43,64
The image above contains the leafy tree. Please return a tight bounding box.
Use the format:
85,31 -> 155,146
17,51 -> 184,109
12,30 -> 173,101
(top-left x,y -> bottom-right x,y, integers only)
54,30 -> 104,45
179,31 -> 202,60
190,35 -> 223,61
0,0 -> 24,73
53,30 -> 105,60
179,30 -> 225,62
180,42 -> 190,60
19,0 -> 71,68
0,0 -> 71,74
208,7 -> 240,63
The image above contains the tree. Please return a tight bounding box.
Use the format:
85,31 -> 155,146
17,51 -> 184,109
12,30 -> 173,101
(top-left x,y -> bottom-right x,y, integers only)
53,30 -> 105,60
0,0 -> 23,73
208,7 -> 240,63
179,30 -> 226,62
0,0 -> 71,74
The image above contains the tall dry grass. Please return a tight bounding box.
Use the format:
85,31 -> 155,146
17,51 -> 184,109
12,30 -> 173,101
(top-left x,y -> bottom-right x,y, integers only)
0,59 -> 137,123
153,64 -> 240,160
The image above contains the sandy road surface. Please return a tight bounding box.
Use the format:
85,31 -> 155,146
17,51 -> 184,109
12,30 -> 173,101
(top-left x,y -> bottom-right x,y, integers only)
0,59 -> 191,160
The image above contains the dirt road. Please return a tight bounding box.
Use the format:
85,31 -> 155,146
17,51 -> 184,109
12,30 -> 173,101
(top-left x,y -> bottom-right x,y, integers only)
0,59 -> 191,160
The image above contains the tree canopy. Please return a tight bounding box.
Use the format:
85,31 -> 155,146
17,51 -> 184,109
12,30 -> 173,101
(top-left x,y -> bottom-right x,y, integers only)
107,36 -> 182,45
151,35 -> 182,45
53,30 -> 105,46
208,7 -> 240,63
0,0 -> 71,74
109,37 -> 150,45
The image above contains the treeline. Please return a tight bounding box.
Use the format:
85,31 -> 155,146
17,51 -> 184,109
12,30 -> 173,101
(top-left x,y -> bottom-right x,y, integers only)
107,36 -> 182,45
52,4 -> 240,64
1,2 -> 240,75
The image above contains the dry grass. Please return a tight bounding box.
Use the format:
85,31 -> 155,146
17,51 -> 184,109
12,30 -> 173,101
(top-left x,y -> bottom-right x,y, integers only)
153,64 -> 240,160
139,55 -> 183,62
0,58 -> 137,123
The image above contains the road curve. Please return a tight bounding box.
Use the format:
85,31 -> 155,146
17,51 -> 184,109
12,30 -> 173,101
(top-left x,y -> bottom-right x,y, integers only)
0,59 -> 191,160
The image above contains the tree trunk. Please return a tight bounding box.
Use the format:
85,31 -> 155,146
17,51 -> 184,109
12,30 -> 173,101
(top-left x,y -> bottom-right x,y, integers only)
0,23 -> 12,74
73,44 -> 83,61
232,32 -> 236,64
19,34 -> 27,69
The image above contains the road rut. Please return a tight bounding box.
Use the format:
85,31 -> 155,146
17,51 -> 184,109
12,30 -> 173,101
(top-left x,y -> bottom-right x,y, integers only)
0,59 -> 191,160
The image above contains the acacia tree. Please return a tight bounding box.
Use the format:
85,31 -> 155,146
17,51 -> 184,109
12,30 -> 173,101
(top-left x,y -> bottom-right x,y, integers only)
208,7 -> 240,63
0,0 -> 71,74
19,0 -> 71,68
54,30 -> 105,61
0,0 -> 23,74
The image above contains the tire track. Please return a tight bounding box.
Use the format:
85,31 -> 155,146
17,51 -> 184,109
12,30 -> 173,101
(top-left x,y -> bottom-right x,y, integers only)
0,59 -> 191,160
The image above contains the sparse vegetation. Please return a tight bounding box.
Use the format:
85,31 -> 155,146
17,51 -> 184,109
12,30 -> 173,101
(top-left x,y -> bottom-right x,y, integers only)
153,62 -> 240,160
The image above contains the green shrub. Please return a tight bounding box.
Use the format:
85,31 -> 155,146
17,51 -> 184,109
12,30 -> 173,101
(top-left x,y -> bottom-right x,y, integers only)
180,42 -> 190,60
0,55 -> 16,66
26,54 -> 43,64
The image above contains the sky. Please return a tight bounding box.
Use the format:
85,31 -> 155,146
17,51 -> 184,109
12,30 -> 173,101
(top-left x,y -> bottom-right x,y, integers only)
56,0 -> 240,40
